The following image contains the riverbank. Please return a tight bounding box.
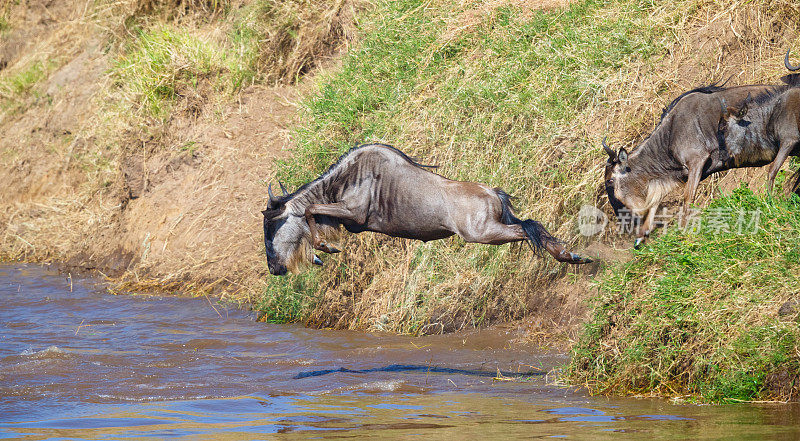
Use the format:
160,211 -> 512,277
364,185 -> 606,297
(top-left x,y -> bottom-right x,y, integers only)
569,188 -> 800,402
1,0 -> 799,402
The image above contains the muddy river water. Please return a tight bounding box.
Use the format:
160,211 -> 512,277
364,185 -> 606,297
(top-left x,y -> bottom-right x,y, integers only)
1,264 -> 798,439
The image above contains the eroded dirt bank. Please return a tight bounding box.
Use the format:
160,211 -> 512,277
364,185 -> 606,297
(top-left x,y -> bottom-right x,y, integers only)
0,0 -> 317,302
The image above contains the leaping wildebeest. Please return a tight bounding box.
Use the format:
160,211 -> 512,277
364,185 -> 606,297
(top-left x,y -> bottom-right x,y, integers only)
603,50 -> 800,247
262,143 -> 591,276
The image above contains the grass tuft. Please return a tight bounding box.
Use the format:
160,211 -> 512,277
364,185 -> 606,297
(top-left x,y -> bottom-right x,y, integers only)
231,0 -> 357,85
0,60 -> 52,115
568,186 -> 800,402
255,272 -> 320,324
110,25 -> 255,120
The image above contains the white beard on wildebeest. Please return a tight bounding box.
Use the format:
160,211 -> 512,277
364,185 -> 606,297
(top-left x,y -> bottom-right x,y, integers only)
602,50 -> 800,248
261,143 -> 591,276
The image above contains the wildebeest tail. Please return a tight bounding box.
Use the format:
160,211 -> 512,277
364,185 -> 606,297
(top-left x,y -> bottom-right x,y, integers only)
495,188 -> 558,254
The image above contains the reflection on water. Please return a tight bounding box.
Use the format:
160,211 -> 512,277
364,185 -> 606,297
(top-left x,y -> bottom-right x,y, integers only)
1,264 -> 798,440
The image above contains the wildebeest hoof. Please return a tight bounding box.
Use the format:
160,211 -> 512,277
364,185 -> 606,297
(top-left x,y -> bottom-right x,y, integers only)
562,252 -> 592,264
556,251 -> 592,264
323,243 -> 341,253
570,253 -> 593,264
317,242 -> 341,254
313,255 -> 323,266
633,237 -> 646,249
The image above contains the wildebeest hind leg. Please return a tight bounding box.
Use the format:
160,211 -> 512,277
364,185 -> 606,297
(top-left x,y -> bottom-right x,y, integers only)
461,222 -> 527,245
304,203 -> 362,254
543,241 -> 592,264
464,222 -> 591,264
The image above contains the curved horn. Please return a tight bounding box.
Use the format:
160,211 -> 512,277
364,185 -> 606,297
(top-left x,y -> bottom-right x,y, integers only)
279,181 -> 289,196
602,137 -> 616,160
268,183 -> 278,202
785,49 -> 800,72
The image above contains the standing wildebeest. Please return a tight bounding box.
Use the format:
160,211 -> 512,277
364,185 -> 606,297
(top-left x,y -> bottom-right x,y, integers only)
262,143 -> 591,276
603,50 -> 800,247
718,81 -> 800,190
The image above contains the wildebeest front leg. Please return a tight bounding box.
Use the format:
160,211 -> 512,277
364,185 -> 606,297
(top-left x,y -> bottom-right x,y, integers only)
634,207 -> 658,249
766,141 -> 797,192
304,203 -> 361,254
680,161 -> 705,227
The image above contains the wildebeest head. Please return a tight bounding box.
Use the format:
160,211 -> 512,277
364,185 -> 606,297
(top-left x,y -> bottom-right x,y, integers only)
602,137 -> 643,218
262,183 -> 316,276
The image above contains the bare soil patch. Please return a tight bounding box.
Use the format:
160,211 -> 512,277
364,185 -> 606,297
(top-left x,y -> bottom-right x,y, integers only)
80,85 -> 297,291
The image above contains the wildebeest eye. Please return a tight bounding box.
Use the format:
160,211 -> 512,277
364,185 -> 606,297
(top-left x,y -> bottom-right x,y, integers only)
262,207 -> 284,220
265,218 -> 286,239
624,166 -> 631,173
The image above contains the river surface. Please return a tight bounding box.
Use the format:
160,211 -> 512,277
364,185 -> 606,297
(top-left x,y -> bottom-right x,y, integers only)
1,264 -> 798,440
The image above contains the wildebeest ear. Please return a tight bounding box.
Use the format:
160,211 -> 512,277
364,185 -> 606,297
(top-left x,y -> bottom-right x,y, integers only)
724,107 -> 739,121
780,73 -> 800,86
618,147 -> 629,164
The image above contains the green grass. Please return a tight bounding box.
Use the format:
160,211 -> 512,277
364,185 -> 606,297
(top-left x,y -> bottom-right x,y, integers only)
283,0 -> 661,185
110,25 -> 256,119
568,186 -> 800,402
0,60 -> 51,114
0,1 -> 11,35
255,271 -> 320,324
229,4 -> 263,85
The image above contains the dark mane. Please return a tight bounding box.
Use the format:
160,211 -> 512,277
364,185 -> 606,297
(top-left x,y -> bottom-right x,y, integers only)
275,143 -> 436,204
370,142 -> 439,169
740,84 -> 793,108
659,83 -> 727,121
